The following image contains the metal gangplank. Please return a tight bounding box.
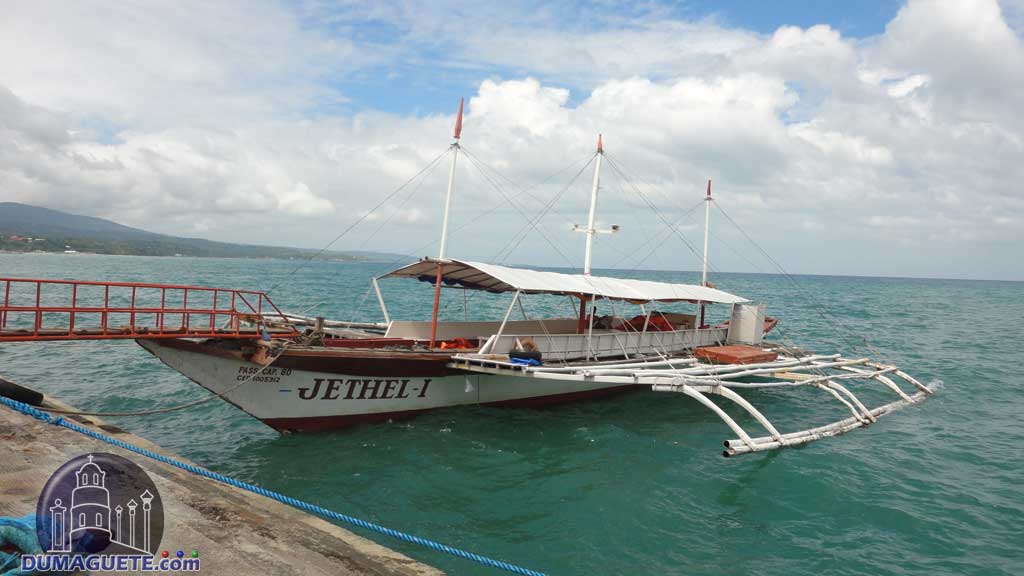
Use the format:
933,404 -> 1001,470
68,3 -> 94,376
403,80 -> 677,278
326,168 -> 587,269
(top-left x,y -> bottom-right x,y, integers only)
0,277 -> 299,342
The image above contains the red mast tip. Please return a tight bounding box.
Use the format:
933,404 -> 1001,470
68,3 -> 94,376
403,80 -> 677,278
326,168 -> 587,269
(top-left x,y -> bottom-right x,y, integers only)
597,133 -> 603,153
706,179 -> 712,198
453,97 -> 464,140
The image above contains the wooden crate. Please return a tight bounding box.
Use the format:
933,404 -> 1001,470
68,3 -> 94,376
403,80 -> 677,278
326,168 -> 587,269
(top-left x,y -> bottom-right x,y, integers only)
694,345 -> 778,365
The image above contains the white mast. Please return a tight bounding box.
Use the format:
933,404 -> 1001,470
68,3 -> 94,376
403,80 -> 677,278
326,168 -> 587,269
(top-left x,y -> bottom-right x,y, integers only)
429,97 -> 464,348
573,134 -> 620,337
582,134 -> 603,276
700,179 -> 711,328
702,179 -> 711,286
438,97 -> 464,259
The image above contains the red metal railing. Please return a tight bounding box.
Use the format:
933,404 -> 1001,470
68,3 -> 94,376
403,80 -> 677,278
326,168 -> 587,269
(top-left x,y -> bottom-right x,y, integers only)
0,277 -> 300,342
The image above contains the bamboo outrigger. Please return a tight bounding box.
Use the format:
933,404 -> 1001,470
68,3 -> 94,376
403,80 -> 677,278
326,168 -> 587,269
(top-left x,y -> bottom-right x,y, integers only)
450,348 -> 936,457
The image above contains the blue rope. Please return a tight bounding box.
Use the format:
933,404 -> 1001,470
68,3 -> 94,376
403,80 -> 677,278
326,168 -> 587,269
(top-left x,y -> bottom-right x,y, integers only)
0,514 -> 39,575
0,396 -> 546,576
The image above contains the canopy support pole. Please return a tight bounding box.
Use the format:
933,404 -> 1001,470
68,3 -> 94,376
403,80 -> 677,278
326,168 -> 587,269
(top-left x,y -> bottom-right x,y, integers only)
429,264 -> 443,348
488,290 -> 520,355
372,277 -> 390,324
587,298 -> 597,360
576,296 -> 588,334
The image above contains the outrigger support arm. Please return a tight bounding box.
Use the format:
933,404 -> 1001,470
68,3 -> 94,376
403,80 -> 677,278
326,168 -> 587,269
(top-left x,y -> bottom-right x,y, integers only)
448,348 -> 936,457
645,353 -> 937,456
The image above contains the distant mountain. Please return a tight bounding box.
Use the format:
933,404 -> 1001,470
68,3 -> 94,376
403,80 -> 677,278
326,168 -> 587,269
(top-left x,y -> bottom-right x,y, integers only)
0,202 -> 409,261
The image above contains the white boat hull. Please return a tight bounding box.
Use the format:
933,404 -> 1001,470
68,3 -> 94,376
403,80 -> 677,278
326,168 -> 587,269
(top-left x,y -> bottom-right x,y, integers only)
137,339 -> 635,431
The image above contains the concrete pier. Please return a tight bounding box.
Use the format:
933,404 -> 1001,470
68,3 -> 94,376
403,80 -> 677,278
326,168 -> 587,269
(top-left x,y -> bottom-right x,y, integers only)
0,385 -> 444,576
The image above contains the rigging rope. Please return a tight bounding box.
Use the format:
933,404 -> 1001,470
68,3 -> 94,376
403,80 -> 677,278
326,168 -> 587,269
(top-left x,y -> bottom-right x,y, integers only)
461,147 -> 593,238
592,172 -> 679,271
460,148 -> 582,269
470,156 -> 577,266
324,151 -> 597,322
609,198 -> 706,271
353,149 -> 447,252
261,146 -> 451,295
602,153 -> 718,276
453,150 -> 593,254
705,225 -> 766,275
711,200 -> 895,361
313,150 -> 597,324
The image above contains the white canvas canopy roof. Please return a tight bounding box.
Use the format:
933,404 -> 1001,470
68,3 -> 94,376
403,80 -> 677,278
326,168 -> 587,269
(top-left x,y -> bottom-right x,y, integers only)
380,259 -> 748,304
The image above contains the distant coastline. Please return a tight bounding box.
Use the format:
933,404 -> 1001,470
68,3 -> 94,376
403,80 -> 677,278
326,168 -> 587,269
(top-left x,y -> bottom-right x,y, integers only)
0,249 -> 391,262
0,240 -> 369,261
0,202 -> 408,262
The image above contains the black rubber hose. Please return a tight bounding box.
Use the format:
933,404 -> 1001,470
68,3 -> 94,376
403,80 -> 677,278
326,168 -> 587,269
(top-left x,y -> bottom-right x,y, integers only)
0,377 -> 44,406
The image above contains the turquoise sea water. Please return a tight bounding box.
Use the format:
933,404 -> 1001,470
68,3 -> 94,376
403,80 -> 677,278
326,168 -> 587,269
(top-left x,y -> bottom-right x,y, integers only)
1,253 -> 1021,576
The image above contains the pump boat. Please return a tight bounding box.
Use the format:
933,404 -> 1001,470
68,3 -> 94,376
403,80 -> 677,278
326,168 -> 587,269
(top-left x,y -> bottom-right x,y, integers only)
0,100 -> 936,456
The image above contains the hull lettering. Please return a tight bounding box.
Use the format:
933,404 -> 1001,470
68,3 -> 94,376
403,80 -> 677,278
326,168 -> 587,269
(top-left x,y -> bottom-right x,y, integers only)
395,379 -> 410,399
299,378 -> 433,401
298,378 -> 323,400
321,379 -> 344,400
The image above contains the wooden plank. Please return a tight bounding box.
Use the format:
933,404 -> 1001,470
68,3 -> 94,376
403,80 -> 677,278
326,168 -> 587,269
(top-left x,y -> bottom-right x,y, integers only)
694,345 -> 779,365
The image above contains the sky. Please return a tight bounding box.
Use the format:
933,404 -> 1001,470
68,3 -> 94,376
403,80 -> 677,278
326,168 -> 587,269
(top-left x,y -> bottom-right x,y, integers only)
1,0 -> 1022,280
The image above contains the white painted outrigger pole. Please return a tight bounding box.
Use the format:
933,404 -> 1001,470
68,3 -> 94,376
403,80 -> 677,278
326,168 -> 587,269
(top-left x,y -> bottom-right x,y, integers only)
430,97 -> 464,348
700,179 -> 711,328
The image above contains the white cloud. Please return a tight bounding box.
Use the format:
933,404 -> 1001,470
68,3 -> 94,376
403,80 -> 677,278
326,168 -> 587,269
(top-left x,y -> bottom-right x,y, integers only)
0,0 -> 1022,279
275,182 -> 336,217
866,215 -> 922,228
886,74 -> 930,98
0,1 -> 363,128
